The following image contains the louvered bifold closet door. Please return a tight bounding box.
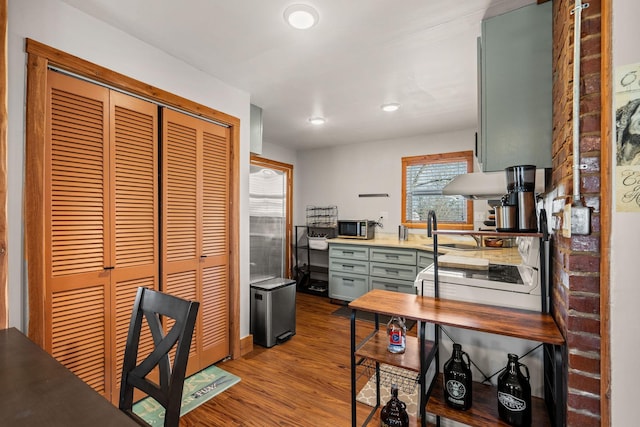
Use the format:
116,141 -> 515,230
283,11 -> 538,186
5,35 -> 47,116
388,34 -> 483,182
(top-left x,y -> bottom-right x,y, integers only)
45,71 -> 111,396
200,124 -> 231,365
45,71 -> 159,402
162,109 -> 201,373
109,91 -> 159,404
162,109 -> 231,374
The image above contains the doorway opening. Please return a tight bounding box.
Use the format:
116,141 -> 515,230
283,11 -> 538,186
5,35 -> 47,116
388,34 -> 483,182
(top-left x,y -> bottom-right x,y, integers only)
249,155 -> 293,283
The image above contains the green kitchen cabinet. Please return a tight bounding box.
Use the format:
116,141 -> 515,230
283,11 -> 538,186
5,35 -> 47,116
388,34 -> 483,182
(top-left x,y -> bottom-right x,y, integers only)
368,247 -> 417,295
328,244 -> 370,302
369,247 -> 417,266
328,244 -> 430,301
417,251 -> 434,269
370,276 -> 415,295
478,2 -> 552,172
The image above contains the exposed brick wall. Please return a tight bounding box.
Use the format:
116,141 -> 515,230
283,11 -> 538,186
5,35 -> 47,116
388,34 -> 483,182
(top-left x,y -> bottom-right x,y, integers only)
551,0 -> 603,425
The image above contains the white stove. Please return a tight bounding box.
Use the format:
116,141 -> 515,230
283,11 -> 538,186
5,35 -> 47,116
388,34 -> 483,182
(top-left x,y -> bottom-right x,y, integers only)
414,236 -> 547,411
414,236 -> 544,311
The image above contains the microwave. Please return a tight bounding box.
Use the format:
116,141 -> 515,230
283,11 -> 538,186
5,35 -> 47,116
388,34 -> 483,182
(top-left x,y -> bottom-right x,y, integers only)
337,220 -> 376,239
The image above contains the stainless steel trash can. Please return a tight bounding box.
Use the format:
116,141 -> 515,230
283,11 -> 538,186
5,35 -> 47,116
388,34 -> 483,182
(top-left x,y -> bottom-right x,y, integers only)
250,278 -> 296,348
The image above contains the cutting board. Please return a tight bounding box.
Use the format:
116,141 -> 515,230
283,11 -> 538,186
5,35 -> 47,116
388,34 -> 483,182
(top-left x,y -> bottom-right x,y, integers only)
438,254 -> 489,270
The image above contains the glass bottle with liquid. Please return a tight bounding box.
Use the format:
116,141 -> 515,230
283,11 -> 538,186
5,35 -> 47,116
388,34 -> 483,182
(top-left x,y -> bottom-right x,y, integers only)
443,343 -> 473,410
386,316 -> 406,354
380,384 -> 409,427
497,353 -> 532,427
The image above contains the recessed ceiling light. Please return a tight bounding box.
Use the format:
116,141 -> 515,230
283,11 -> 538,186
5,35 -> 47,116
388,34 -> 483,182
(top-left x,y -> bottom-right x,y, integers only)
381,103 -> 400,112
284,4 -> 319,30
308,117 -> 326,125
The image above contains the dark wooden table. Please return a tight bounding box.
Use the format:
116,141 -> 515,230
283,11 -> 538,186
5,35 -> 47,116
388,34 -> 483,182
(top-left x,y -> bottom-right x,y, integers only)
0,327 -> 139,426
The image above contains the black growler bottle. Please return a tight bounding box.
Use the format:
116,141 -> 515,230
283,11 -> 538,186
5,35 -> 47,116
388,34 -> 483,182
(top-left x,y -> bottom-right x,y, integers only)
443,343 -> 472,410
497,353 -> 532,426
380,384 -> 409,427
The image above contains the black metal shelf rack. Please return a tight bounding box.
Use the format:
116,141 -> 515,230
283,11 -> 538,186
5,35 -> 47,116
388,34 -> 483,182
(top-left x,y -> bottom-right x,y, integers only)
293,225 -> 335,296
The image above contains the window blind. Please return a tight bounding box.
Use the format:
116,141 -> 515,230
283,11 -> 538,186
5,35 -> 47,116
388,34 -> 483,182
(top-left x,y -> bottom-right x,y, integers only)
405,160 -> 468,223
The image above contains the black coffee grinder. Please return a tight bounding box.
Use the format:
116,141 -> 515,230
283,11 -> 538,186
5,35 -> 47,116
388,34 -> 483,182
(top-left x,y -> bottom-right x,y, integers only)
505,165 -> 537,232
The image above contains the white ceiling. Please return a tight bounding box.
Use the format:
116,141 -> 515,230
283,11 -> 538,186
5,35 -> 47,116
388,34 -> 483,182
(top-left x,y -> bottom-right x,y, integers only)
59,0 -> 536,151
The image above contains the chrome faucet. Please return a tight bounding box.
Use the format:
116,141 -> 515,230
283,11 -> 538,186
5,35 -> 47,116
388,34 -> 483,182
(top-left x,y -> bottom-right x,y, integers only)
471,234 -> 482,248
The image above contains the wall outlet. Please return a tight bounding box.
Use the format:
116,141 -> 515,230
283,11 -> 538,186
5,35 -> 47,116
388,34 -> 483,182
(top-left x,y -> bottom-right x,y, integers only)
379,211 -> 388,226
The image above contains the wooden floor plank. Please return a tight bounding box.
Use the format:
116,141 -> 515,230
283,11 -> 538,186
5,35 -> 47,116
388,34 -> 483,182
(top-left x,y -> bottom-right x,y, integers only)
179,292 -> 396,426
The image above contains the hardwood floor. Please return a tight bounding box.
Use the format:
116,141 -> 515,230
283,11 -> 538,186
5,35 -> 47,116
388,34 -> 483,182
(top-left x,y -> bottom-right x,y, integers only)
180,292 -> 397,426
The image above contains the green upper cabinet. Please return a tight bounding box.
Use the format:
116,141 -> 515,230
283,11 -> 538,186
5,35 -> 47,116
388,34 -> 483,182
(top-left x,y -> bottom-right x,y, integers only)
478,2 -> 553,172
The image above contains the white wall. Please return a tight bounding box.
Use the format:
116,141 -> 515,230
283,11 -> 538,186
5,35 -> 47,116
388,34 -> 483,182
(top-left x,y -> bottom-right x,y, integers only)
259,140 -> 298,236
294,129 -> 480,232
260,141 -> 297,167
7,0 -> 252,336
611,0 -> 640,424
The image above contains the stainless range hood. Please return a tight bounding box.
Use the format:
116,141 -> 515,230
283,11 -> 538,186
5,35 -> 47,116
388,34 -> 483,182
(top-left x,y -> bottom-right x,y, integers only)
441,169 -> 547,200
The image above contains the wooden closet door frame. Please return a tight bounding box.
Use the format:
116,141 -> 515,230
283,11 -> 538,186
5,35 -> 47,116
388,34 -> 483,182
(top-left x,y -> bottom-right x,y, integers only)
0,0 -> 7,329
249,154 -> 293,280
24,39 -> 241,360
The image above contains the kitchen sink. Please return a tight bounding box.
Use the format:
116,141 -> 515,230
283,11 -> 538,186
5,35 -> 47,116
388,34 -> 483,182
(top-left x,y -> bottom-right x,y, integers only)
424,243 -> 501,251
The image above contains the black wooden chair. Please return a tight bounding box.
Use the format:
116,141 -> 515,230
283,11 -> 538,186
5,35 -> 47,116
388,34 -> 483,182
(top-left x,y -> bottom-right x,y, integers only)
119,287 -> 199,427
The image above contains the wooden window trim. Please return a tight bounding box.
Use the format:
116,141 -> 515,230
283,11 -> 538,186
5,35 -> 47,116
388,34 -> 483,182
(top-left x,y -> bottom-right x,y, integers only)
250,154 -> 294,280
24,39 -> 241,360
401,150 -> 473,230
600,0 -> 612,424
0,0 -> 7,329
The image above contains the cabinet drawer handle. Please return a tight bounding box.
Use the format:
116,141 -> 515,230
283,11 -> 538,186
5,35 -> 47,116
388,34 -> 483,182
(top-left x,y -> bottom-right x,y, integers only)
385,269 -> 399,275
342,278 -> 354,284
385,254 -> 399,260
385,285 -> 399,290
343,251 -> 354,255
343,264 -> 354,269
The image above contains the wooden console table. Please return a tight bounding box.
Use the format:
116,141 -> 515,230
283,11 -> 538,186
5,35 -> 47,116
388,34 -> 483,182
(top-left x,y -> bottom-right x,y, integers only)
349,289 -> 565,426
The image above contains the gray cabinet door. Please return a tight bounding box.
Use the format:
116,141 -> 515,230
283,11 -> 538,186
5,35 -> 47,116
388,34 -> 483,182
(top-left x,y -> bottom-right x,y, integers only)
328,272 -> 369,301
329,258 -> 369,275
370,277 -> 416,295
369,262 -> 417,282
329,244 -> 370,261
480,2 -> 552,171
417,251 -> 434,269
369,247 -> 416,265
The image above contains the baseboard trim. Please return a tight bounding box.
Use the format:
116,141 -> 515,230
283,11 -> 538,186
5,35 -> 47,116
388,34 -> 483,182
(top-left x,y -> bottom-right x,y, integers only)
240,334 -> 253,356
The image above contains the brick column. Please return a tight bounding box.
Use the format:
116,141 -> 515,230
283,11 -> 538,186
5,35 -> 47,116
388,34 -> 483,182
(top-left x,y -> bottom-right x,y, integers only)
551,0 -> 603,425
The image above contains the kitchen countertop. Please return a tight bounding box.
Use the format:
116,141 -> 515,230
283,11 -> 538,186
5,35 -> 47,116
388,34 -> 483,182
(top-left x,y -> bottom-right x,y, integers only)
328,233 -> 524,265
